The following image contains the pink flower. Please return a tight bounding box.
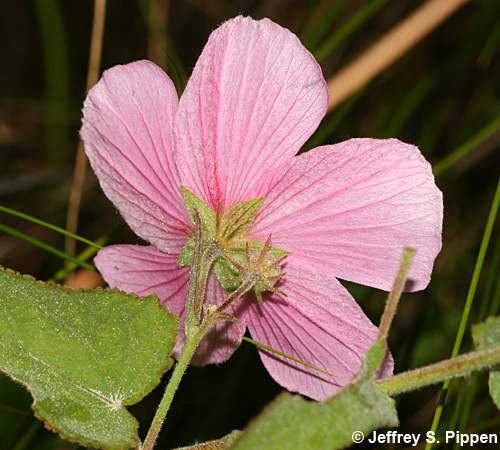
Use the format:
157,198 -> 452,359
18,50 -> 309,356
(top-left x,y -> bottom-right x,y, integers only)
81,16 -> 442,401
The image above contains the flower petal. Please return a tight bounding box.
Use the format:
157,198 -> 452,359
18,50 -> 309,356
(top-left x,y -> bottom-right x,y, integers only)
252,138 -> 443,292
174,275 -> 247,366
82,60 -> 189,254
95,245 -> 245,365
94,244 -> 189,317
175,16 -> 327,210
244,267 -> 392,401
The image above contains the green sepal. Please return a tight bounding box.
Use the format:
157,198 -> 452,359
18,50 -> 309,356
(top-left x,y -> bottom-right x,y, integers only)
220,197 -> 263,241
180,186 -> 216,235
214,255 -> 243,293
473,316 -> 500,409
177,188 -> 288,297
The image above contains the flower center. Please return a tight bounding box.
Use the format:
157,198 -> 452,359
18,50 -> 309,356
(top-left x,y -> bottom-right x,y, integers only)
178,186 -> 289,301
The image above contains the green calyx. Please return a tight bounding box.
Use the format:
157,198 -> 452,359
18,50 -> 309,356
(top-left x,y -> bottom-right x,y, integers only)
178,187 -> 288,300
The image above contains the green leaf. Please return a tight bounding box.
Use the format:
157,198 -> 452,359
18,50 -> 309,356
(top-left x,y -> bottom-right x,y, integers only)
472,316 -> 500,409
220,198 -> 263,241
228,379 -> 398,450
180,186 -> 216,234
228,343 -> 397,450
0,268 -> 178,450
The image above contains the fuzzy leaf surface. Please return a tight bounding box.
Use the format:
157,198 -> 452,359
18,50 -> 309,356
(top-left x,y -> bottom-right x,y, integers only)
228,347 -> 398,450
0,268 -> 178,449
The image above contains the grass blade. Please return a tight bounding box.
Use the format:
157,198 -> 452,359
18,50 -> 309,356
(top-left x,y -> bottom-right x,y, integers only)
0,205 -> 101,249
52,236 -> 107,282
433,114 -> 500,176
425,176 -> 500,449
34,0 -> 70,166
303,0 -> 347,51
242,336 -> 335,379
314,0 -> 388,61
0,222 -> 95,272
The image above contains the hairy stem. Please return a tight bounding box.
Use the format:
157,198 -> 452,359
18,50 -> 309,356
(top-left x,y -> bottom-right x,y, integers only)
184,210 -> 219,334
185,242 -> 219,335
377,345 -> 500,395
144,218 -> 219,449
214,276 -> 255,315
378,247 -> 416,341
142,327 -> 206,450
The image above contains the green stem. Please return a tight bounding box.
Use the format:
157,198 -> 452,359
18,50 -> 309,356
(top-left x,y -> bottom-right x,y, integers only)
377,345 -> 500,396
142,328 -> 206,450
142,243 -> 241,450
214,276 -> 255,316
173,435 -> 231,450
378,248 -> 416,341
143,250 -> 262,449
185,242 -> 219,335
144,214 -> 220,449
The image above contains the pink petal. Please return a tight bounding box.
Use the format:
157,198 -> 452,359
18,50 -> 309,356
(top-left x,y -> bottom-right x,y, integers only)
81,60 -> 189,254
252,138 -> 443,292
244,267 -> 392,401
174,275 -> 247,366
96,245 -> 245,365
175,16 -> 328,210
94,244 -> 189,317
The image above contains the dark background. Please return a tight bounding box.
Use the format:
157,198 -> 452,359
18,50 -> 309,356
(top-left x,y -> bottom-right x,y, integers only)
1,1 -> 499,449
